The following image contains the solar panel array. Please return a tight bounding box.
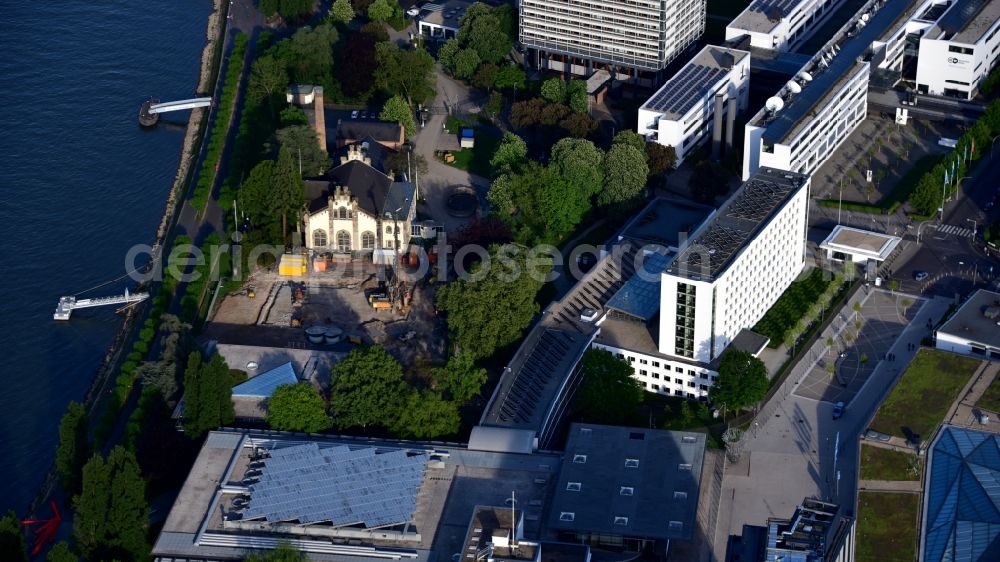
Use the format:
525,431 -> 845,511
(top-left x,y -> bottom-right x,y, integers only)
644,64 -> 728,116
242,443 -> 427,526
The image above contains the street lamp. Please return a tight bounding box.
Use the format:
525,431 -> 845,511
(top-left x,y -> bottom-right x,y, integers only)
967,218 -> 977,236
942,176 -> 974,220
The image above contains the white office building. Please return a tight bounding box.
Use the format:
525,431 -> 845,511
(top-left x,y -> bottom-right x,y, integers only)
638,46 -> 750,165
593,169 -> 810,398
726,0 -> 848,52
742,61 -> 869,179
913,0 -> 1000,99
519,0 -> 706,82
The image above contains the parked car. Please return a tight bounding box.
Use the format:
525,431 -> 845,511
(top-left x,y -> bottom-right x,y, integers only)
351,110 -> 359,119
361,110 -> 369,119
913,271 -> 929,282
832,401 -> 845,420
407,7 -> 420,17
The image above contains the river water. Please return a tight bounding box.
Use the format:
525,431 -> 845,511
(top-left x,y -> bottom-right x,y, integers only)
0,1 -> 211,514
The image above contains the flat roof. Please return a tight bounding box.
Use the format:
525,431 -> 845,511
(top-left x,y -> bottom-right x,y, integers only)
666,168 -> 809,282
937,289 -> 1000,350
419,0 -> 472,27
640,46 -> 749,120
758,0 -> 915,144
153,430 -> 562,562
942,0 -> 1000,43
819,225 -> 902,261
546,424 -> 705,541
619,197 -> 714,249
729,0 -> 805,35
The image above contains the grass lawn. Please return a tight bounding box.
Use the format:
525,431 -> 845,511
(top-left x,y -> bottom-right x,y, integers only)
754,268 -> 836,347
442,129 -> 502,177
859,444 -> 921,481
869,349 -> 980,439
856,492 -> 919,562
977,374 -> 1000,413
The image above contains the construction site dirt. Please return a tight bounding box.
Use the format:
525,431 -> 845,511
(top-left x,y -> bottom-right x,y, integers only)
204,260 -> 448,370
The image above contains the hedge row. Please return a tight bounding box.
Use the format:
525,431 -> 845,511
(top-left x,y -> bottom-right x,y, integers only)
190,33 -> 248,212
755,268 -> 842,347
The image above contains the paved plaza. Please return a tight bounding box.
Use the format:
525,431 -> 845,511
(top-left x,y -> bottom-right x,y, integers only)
712,291 -> 954,560
793,289 -> 925,405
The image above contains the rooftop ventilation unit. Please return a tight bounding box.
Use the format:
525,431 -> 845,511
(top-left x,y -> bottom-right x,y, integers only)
799,71 -> 813,82
787,80 -> 802,94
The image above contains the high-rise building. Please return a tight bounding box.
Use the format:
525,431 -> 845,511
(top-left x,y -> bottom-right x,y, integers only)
518,0 -> 706,83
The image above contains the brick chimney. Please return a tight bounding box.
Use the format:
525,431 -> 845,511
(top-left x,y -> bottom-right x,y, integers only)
313,86 -> 326,151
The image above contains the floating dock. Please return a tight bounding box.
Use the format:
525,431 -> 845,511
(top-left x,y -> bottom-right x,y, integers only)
139,97 -> 160,127
54,290 -> 149,320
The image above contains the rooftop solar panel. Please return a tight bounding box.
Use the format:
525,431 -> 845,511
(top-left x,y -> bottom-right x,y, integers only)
644,64 -> 729,117
242,443 -> 428,527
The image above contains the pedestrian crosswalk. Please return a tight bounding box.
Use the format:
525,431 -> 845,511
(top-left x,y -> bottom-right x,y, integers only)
936,224 -> 975,237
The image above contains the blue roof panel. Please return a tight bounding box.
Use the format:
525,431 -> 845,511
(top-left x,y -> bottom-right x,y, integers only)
232,362 -> 299,397
605,253 -> 671,321
924,427 -> 1000,562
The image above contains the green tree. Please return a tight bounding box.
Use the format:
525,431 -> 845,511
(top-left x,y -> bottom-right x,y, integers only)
269,145 -> 305,243
437,244 -> 548,359
540,77 -> 567,103
339,32 -> 379,99
47,541 -> 78,562
246,542 -> 304,562
183,352 -> 236,437
379,94 -> 417,138
267,383 -> 332,433
612,130 -> 647,153
0,510 -> 27,562
559,112 -> 597,138
646,143 -> 676,174
453,48 -> 482,80
494,65 -> 526,93
374,43 -> 436,104
473,63 -> 498,90
574,349 -> 644,425
489,132 -> 528,175
521,163 -> 590,242
279,105 -> 309,126
600,144 -> 648,207
330,346 -> 409,429
240,159 -> 277,233
434,352 -> 488,403
437,38 -> 461,75
567,80 -> 588,113
368,0 -> 394,22
708,350 -> 769,412
360,20 -> 390,41
329,0 -> 355,24
485,90 -> 503,120
288,24 -> 338,88
247,55 -> 289,116
275,124 -> 330,176
391,390 -> 462,438
73,448 -> 149,562
550,137 -> 604,198
456,4 -> 514,64
487,173 -> 515,216
55,401 -> 89,494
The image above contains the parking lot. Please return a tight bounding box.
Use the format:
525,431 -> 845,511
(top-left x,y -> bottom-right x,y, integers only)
793,289 -> 925,405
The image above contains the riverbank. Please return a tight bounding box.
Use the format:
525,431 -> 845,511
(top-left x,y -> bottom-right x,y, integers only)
25,0 -> 230,520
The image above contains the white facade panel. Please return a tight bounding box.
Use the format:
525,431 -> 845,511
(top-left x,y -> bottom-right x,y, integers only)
590,342 -> 717,399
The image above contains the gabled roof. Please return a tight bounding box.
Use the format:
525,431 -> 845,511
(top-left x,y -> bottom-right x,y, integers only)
232,362 -> 298,398
305,160 -> 413,219
335,120 -> 402,144
923,426 -> 1000,562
